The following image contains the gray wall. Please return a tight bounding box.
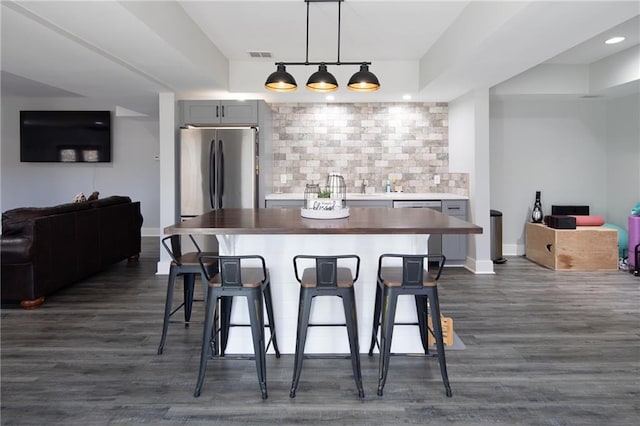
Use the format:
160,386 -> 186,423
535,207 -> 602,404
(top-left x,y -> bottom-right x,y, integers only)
1,96 -> 160,234
605,94 -> 640,228
490,93 -> 639,255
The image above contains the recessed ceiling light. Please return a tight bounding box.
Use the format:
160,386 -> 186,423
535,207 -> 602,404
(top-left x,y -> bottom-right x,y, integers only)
402,94 -> 412,100
605,36 -> 625,45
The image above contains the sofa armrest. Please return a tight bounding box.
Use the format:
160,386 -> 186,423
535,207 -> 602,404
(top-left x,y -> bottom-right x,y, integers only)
1,236 -> 33,264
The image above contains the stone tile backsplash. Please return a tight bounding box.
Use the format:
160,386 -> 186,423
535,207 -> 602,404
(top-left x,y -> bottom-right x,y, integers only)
270,102 -> 468,196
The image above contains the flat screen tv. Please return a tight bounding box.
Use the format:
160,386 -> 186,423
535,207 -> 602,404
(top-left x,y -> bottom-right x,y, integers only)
20,110 -> 112,163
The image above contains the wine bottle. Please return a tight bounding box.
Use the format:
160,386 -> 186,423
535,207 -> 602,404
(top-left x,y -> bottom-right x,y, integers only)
531,191 -> 543,223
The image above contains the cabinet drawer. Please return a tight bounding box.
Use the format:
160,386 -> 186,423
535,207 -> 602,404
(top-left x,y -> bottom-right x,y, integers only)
442,200 -> 467,217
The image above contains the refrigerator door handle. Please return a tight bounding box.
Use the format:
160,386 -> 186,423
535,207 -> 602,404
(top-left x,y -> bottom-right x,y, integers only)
218,140 -> 224,208
209,139 -> 215,209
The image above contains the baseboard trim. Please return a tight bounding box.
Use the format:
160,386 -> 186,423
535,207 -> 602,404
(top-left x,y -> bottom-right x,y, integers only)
464,257 -> 495,274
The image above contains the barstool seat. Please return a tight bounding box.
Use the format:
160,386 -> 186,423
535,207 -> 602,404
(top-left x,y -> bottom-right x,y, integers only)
368,254 -> 452,397
194,255 -> 280,400
157,235 -> 217,355
290,255 -> 365,399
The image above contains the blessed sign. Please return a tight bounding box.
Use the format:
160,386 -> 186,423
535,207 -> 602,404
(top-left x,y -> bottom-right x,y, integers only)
311,200 -> 338,211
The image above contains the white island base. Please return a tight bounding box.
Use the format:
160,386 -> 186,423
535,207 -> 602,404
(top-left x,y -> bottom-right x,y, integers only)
216,233 -> 433,355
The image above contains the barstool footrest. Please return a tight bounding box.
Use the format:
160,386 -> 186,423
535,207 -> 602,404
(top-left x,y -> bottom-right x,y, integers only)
303,354 -> 353,360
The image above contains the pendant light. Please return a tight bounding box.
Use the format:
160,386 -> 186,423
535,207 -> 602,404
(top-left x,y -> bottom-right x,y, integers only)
264,0 -> 379,93
347,64 -> 380,92
265,64 -> 297,92
306,64 -> 338,92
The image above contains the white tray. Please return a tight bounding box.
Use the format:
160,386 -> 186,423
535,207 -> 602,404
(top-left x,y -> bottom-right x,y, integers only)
300,207 -> 350,219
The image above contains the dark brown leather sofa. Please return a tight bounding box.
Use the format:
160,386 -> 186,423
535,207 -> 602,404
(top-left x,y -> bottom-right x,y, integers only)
1,196 -> 143,308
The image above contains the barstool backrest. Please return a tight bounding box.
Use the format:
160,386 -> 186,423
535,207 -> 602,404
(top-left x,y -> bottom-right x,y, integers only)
378,254 -> 446,287
293,255 -> 360,288
161,235 -> 202,265
199,255 -> 268,287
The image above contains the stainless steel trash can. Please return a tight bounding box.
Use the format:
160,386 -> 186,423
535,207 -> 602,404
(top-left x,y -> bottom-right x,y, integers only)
490,210 -> 507,264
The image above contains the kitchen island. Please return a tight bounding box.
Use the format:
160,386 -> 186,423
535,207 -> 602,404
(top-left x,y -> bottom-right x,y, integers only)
165,207 -> 481,354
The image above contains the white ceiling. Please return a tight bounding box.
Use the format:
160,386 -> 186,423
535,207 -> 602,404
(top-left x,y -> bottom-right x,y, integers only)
1,1 -> 638,116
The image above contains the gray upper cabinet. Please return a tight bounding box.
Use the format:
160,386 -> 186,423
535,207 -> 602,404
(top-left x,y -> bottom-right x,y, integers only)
181,100 -> 258,126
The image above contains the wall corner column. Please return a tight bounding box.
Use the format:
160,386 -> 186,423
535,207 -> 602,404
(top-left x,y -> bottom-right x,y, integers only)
157,92 -> 176,275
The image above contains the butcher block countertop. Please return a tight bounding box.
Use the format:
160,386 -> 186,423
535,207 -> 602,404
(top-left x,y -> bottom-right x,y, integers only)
165,207 -> 482,236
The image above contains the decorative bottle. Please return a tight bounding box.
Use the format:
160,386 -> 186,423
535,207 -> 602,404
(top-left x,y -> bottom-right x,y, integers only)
531,191 -> 543,223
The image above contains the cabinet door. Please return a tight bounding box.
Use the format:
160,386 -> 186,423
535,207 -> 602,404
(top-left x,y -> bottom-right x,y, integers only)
220,100 -> 258,125
443,234 -> 467,264
182,101 -> 220,125
181,100 -> 259,126
441,200 -> 468,264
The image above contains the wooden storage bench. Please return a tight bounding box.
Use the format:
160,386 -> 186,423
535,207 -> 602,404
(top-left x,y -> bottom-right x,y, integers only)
525,223 -> 618,271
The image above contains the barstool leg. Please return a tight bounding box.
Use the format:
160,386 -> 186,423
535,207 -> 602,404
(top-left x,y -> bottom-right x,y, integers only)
415,295 -> 429,354
183,273 -> 195,326
290,288 -> 313,398
428,288 -> 452,397
377,288 -> 398,396
342,289 -> 365,398
262,280 -> 281,357
194,286 -> 217,397
219,296 -> 233,356
368,279 -> 383,356
157,266 -> 178,355
247,290 -> 268,399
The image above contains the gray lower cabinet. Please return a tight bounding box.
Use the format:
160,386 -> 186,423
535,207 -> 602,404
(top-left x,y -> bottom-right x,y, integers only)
345,200 -> 393,207
265,200 -> 304,208
181,100 -> 258,126
442,200 -> 468,265
266,199 -> 393,208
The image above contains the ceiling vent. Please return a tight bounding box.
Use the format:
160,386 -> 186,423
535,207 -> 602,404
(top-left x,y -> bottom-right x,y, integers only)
248,51 -> 272,58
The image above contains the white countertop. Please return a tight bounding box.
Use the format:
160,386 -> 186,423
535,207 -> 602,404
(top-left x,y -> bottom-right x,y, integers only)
266,192 -> 468,201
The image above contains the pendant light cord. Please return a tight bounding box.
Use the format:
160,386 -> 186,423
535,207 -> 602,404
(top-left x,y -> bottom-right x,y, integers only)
337,0 -> 341,64
305,0 -> 310,64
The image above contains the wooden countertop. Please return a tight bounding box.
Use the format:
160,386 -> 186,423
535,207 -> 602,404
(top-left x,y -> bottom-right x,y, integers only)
166,207 -> 483,235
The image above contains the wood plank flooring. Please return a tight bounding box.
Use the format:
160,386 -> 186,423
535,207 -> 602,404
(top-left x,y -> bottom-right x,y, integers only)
2,237 -> 638,425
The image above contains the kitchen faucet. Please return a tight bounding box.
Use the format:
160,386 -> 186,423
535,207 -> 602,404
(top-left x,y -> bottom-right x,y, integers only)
361,179 -> 368,194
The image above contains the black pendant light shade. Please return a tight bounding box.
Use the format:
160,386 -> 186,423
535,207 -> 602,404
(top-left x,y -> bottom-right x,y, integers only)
264,0 -> 379,94
347,64 -> 380,92
265,64 -> 298,92
306,64 -> 339,92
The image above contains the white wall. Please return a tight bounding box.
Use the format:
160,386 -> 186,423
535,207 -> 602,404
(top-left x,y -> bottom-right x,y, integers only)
449,89 -> 494,274
0,96 -> 160,234
489,96 -> 640,255
605,93 -> 640,228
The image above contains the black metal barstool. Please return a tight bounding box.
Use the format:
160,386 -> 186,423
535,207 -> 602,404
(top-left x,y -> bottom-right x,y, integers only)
157,235 -> 218,355
290,255 -> 365,399
194,255 -> 280,399
368,253 -> 452,397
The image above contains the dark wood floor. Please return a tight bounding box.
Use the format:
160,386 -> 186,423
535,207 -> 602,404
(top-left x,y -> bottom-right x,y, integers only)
2,237 -> 638,425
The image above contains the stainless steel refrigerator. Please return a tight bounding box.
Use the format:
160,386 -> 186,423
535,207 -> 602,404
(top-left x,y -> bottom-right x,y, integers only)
179,126 -> 258,252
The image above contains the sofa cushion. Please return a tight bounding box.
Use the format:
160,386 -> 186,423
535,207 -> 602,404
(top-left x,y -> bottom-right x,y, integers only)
2,202 -> 92,236
88,195 -> 131,208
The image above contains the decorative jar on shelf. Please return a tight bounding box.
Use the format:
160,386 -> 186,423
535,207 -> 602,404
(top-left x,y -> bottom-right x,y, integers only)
326,172 -> 346,208
304,183 -> 320,209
